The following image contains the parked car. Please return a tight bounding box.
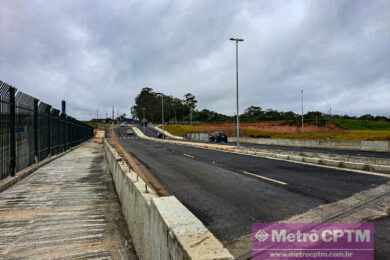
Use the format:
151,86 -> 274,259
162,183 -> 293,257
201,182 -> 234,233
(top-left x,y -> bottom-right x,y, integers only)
140,118 -> 148,127
120,122 -> 127,127
208,131 -> 228,143
126,129 -> 134,136
156,132 -> 165,139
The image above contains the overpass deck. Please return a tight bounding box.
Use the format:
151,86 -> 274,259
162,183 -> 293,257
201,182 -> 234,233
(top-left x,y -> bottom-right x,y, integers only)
0,141 -> 137,259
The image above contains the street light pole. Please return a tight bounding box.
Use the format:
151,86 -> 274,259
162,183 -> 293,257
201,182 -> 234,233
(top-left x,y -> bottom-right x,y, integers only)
301,89 -> 304,130
142,107 -> 146,131
161,94 -> 164,128
230,37 -> 244,147
156,92 -> 166,139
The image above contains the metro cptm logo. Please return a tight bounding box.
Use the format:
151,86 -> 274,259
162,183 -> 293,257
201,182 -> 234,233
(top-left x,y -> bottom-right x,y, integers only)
255,229 -> 269,242
252,223 -> 374,260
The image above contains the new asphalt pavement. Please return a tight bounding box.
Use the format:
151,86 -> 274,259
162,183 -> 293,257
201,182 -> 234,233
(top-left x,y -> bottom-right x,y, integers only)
115,127 -> 388,244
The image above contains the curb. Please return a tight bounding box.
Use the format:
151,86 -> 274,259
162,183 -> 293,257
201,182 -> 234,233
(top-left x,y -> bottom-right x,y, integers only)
152,125 -> 184,140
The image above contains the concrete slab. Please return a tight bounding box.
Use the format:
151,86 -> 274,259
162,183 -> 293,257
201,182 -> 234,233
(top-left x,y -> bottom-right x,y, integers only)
0,141 -> 137,260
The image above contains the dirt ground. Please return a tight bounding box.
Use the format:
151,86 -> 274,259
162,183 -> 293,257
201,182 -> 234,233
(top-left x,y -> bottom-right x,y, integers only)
165,122 -> 341,136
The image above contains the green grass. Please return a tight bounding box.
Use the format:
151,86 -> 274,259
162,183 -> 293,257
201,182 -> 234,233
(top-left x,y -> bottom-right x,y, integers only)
334,118 -> 390,130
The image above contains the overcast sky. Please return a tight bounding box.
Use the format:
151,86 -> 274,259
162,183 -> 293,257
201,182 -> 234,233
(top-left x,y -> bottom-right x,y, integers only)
1,1 -> 389,120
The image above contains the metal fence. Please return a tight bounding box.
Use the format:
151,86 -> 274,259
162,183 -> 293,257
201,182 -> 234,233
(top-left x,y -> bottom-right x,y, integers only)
0,80 -> 93,179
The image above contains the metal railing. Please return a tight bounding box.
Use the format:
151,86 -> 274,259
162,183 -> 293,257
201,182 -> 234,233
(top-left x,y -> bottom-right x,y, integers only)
0,80 -> 93,179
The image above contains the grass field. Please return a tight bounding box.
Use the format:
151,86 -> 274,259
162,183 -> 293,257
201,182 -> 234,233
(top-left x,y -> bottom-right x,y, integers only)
334,118 -> 390,130
164,121 -> 390,141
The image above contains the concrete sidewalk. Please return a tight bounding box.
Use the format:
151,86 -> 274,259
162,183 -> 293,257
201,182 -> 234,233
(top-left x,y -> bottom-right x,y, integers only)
0,141 -> 138,259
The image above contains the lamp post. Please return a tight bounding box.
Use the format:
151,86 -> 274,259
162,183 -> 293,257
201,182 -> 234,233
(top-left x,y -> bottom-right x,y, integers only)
156,93 -> 165,139
161,94 -> 164,128
301,89 -> 304,130
142,107 -> 146,131
230,37 -> 244,147
155,93 -> 164,127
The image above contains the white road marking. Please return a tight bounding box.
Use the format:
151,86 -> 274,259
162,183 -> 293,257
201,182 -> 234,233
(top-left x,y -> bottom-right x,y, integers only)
183,153 -> 195,159
131,126 -> 390,178
242,170 -> 288,185
231,150 -> 390,179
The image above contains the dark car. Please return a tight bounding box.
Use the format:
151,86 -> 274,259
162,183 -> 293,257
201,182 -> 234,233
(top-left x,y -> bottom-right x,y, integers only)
208,131 -> 228,143
126,129 -> 134,136
156,132 -> 165,139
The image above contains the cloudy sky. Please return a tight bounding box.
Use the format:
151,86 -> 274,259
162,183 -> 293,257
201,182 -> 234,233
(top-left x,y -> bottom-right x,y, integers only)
1,0 -> 389,119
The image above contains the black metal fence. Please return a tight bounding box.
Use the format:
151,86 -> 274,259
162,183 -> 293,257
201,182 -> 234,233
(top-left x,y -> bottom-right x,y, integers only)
0,80 -> 93,179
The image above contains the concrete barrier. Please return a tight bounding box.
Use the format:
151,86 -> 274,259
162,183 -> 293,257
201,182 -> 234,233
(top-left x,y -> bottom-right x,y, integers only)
302,157 -> 321,164
229,137 -> 390,153
370,164 -> 390,173
153,125 -> 185,140
156,126 -> 390,152
104,139 -> 233,260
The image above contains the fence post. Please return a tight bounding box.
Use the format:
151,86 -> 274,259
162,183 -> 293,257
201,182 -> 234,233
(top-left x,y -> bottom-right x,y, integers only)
61,101 -> 66,151
61,100 -> 66,115
47,105 -> 52,156
33,99 -> 39,163
9,87 -> 16,177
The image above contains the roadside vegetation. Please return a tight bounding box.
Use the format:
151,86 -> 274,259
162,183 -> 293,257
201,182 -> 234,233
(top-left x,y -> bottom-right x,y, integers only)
333,118 -> 390,130
131,88 -> 390,141
164,123 -> 390,141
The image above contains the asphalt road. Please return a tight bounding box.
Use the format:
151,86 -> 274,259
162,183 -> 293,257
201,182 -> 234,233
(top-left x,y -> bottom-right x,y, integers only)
115,127 -> 388,243
229,142 -> 390,159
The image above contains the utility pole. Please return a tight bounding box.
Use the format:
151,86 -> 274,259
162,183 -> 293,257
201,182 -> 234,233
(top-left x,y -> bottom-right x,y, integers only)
112,105 -> 115,124
230,37 -> 244,147
142,107 -> 146,130
190,108 -> 193,125
161,94 -> 164,129
327,106 -> 332,128
301,89 -> 304,130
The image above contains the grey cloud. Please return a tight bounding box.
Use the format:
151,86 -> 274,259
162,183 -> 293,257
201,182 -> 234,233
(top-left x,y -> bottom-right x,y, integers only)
1,0 -> 389,120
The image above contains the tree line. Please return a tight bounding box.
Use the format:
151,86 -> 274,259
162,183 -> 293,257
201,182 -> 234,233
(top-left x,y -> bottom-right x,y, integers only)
131,87 -> 197,123
131,88 -> 390,125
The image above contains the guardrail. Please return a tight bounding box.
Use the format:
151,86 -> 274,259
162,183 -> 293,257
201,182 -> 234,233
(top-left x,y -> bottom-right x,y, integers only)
0,80 -> 93,179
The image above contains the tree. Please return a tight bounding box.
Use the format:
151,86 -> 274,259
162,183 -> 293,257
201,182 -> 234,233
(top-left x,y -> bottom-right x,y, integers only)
132,87 -> 159,121
241,106 -> 264,121
359,114 -> 374,120
184,93 -> 197,124
132,88 -> 389,125
132,88 -> 198,123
